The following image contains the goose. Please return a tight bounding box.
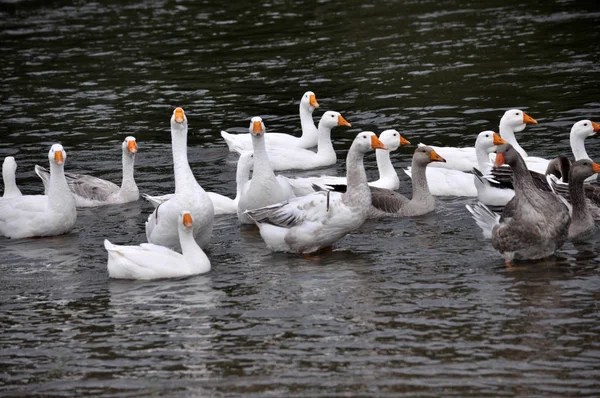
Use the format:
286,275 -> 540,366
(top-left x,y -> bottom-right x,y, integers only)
221,91 -> 319,152
404,131 -> 505,197
142,151 -> 254,216
368,146 -> 446,218
35,136 -> 139,207
467,144 -> 570,264
548,164 -> 600,223
2,156 -> 22,199
0,144 -> 77,239
245,131 -> 387,254
145,108 -> 214,250
105,211 -> 210,280
284,129 -> 410,196
233,111 -> 351,171
426,109 -> 538,172
237,117 -> 297,224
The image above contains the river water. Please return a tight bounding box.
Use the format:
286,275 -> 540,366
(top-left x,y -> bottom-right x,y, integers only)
1,0 -> 600,396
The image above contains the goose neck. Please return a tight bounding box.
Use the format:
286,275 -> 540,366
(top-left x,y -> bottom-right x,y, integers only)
172,125 -> 197,193
343,148 -> 370,206
298,105 -> 317,146
499,122 -> 528,158
375,148 -> 397,183
510,155 -> 537,193
569,177 -> 592,220
120,153 -> 137,192
2,168 -> 20,197
251,134 -> 275,178
48,162 -> 71,206
475,144 -> 492,173
570,134 -> 590,161
180,229 -> 211,273
316,123 -> 335,157
410,159 -> 432,201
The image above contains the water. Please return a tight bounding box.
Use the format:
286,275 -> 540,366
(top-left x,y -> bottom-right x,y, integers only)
1,0 -> 600,396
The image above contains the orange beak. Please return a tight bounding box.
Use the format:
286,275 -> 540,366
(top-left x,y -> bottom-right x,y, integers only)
495,153 -> 505,167
253,120 -> 263,135
371,135 -> 387,150
592,162 -> 600,173
127,140 -> 137,153
429,150 -> 446,163
183,212 -> 193,227
174,107 -> 185,124
592,121 -> 600,132
309,94 -> 319,108
54,150 -> 64,165
400,136 -> 411,146
492,133 -> 507,145
523,112 -> 537,125
337,115 -> 351,127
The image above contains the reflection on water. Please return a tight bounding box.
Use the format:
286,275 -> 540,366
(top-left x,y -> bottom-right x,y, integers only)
1,0 -> 600,396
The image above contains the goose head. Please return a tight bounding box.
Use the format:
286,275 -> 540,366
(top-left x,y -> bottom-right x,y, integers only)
2,156 -> 17,176
413,146 -> 446,167
301,91 -> 320,111
378,129 -> 410,152
123,136 -> 138,157
179,210 -> 194,232
494,143 -> 523,167
546,156 -> 572,182
49,144 -> 66,166
352,131 -> 387,153
248,116 -> 265,137
570,119 -> 600,140
319,111 -> 351,130
475,130 -> 506,153
171,107 -> 187,131
500,109 -> 537,133
569,159 -> 600,183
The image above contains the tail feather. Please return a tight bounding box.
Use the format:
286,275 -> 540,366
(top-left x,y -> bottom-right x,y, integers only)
466,202 -> 500,239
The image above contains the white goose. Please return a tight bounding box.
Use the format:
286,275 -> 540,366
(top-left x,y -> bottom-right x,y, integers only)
404,131 -> 506,197
221,91 -> 320,152
237,117 -> 296,224
245,132 -> 387,254
35,136 -> 139,207
284,129 -> 410,196
105,211 -> 210,280
426,109 -> 538,172
142,151 -> 254,216
145,108 -> 214,250
233,111 -> 351,171
2,156 -> 22,199
0,144 -> 76,239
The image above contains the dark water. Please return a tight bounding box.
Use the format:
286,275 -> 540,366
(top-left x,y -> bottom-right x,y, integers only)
2,0 -> 600,396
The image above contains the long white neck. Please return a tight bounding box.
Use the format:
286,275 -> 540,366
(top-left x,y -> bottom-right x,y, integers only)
179,228 -> 211,274
298,105 -> 318,147
2,164 -> 21,198
120,151 -> 138,193
570,134 -> 590,161
316,121 -> 336,158
475,143 -> 492,174
172,123 -> 198,194
234,156 -> 253,201
499,121 -> 527,158
374,148 -> 399,189
252,134 -> 276,180
48,161 -> 72,209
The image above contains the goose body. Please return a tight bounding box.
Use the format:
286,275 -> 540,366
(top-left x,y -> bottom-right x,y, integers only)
245,132 -> 386,253
467,144 -> 570,263
285,129 -> 410,196
369,146 -> 446,218
2,156 -> 22,199
233,111 -> 351,172
105,211 -> 210,280
0,145 -> 76,239
145,108 -> 214,250
221,91 -> 319,152
35,136 -> 139,207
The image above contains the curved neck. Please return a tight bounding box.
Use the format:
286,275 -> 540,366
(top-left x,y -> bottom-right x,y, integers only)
410,159 -> 433,201
252,134 -> 276,179
298,105 -> 318,146
316,121 -> 335,157
180,229 -> 211,273
375,148 -> 398,188
475,144 -> 492,173
172,124 -> 197,193
2,166 -> 20,197
570,134 -> 590,161
509,154 -> 537,193
343,148 -> 370,206
120,152 -> 137,191
499,121 -> 528,158
569,176 -> 592,221
235,156 -> 253,200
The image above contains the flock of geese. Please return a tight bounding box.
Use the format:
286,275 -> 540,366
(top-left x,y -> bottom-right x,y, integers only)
1,91 -> 599,279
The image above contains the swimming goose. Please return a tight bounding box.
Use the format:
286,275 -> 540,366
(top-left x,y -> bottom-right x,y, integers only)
467,144 -> 570,264
426,109 -> 538,172
0,144 -> 77,239
237,117 -> 296,224
105,211 -> 210,280
145,108 -> 214,250
233,111 -> 351,171
2,156 -> 22,199
284,129 -> 410,196
548,164 -> 600,223
221,91 -> 319,152
35,136 -> 139,207
368,146 -> 446,218
404,131 -> 505,197
142,151 -> 254,216
245,132 -> 386,253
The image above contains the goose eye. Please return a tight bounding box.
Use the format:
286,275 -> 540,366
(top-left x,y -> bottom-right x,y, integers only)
584,123 -> 588,126
394,133 -> 397,136
331,114 -> 334,118
515,112 -> 519,116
